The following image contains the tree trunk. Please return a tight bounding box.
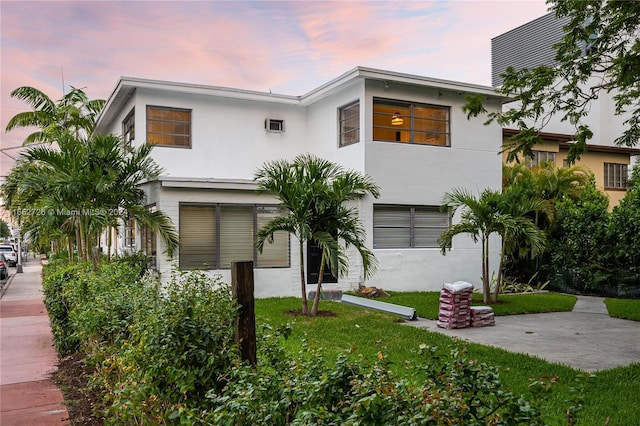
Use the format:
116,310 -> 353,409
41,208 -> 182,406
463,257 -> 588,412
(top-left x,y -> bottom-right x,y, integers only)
107,223 -> 112,262
76,220 -> 84,262
493,233 -> 507,304
482,236 -> 490,304
310,249 -> 326,316
299,240 -> 309,315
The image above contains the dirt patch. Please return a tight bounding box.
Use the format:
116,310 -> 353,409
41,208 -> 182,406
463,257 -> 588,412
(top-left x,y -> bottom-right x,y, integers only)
53,354 -> 104,426
284,309 -> 338,317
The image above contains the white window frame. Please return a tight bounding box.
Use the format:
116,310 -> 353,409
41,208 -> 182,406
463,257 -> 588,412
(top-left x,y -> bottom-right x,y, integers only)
526,150 -> 556,168
604,162 -> 628,189
338,100 -> 360,147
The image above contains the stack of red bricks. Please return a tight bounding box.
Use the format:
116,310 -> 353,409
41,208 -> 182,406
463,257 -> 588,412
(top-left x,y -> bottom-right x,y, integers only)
470,306 -> 495,327
436,281 -> 474,329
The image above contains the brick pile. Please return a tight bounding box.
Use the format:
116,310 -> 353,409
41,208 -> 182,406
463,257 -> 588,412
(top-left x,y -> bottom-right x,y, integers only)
470,306 -> 495,327
436,281 -> 474,329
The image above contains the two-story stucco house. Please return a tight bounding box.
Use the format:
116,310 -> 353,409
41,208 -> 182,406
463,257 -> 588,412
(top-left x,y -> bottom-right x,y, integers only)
94,67 -> 505,298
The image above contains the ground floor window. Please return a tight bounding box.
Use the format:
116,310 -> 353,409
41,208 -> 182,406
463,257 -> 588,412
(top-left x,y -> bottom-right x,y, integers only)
179,204 -> 290,270
123,217 -> 135,248
373,205 -> 449,248
140,205 -> 157,269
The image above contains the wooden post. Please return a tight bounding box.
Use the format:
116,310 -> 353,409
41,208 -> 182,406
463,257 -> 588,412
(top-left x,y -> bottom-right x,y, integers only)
231,261 -> 257,366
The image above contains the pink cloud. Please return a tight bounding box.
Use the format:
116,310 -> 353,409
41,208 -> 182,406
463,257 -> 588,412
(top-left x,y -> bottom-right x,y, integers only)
1,0 -> 549,177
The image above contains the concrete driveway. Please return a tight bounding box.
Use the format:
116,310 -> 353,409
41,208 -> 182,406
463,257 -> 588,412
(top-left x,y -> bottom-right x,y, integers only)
406,296 -> 640,372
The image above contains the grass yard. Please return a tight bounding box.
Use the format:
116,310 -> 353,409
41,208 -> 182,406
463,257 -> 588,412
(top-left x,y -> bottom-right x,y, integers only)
379,291 -> 577,319
255,297 -> 640,426
605,298 -> 640,321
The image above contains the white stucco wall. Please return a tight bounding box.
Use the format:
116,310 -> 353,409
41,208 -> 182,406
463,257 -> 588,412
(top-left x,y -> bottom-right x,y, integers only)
361,80 -> 503,292
130,88 -> 309,180
100,72 -> 505,297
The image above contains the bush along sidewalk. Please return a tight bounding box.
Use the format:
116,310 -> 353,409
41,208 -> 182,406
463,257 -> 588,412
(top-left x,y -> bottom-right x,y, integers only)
42,256 -> 576,425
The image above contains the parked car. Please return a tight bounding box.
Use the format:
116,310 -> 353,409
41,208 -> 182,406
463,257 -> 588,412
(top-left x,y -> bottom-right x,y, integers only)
0,254 -> 8,280
0,245 -> 17,267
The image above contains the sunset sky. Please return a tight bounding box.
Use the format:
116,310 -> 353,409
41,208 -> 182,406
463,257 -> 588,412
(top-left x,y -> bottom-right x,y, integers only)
0,0 -> 549,178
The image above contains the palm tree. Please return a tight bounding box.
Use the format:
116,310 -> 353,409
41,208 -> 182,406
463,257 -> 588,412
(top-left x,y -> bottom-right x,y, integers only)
5,86 -> 105,145
1,134 -> 178,263
254,154 -> 380,315
438,188 -> 547,304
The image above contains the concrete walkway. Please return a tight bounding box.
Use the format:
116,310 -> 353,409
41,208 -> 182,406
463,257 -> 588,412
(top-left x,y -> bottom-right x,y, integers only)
406,295 -> 640,372
0,258 -> 70,425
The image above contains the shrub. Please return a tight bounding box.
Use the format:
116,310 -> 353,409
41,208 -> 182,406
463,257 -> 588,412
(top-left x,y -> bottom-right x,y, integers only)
42,255 -> 153,358
608,165 -> 640,292
546,184 -> 611,294
100,270 -> 239,424
42,259 -> 92,355
203,330 -> 544,425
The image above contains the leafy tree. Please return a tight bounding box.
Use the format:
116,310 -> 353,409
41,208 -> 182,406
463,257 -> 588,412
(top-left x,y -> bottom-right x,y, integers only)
254,154 -> 380,315
439,188 -> 546,304
547,183 -> 611,292
465,0 -> 640,163
6,86 -> 105,145
502,163 -> 593,281
0,220 -> 10,238
608,165 -> 640,279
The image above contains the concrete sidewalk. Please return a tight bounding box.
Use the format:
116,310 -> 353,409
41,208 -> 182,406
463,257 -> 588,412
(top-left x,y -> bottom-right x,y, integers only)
406,295 -> 640,372
0,258 -> 70,425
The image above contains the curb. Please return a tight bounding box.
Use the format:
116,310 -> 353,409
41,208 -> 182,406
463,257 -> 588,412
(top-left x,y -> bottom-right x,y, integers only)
0,268 -> 17,300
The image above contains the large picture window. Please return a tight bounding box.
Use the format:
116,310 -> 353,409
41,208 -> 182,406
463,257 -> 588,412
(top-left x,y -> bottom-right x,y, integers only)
147,106 -> 191,147
179,204 -> 290,269
373,205 -> 449,248
604,163 -> 628,189
373,98 -> 450,146
339,101 -> 360,147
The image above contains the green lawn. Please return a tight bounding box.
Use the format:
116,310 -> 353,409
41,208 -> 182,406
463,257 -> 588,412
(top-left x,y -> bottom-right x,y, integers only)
605,298 -> 640,321
379,290 -> 576,319
255,297 -> 640,426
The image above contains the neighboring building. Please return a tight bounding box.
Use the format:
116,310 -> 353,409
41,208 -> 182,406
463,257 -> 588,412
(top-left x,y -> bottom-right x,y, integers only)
493,13 -> 640,208
95,67 -> 505,297
502,129 -> 640,207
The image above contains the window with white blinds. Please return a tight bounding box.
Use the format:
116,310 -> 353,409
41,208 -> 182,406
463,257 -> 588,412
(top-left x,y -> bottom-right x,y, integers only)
373,205 -> 449,248
219,206 -> 254,268
256,206 -> 290,267
180,205 -> 217,269
179,204 -> 290,269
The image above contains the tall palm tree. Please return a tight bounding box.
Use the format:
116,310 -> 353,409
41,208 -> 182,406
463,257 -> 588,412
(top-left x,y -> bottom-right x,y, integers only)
1,134 -> 178,262
6,86 -> 105,145
254,154 -> 380,315
438,188 -> 547,304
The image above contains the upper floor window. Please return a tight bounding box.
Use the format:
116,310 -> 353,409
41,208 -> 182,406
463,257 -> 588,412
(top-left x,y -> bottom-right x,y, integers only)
373,98 -> 450,146
122,108 -> 135,148
604,163 -> 628,189
146,106 -> 191,147
373,205 -> 450,249
526,150 -> 556,168
339,101 -> 360,147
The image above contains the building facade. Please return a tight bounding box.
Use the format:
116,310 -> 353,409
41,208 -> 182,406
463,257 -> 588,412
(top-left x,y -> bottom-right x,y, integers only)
493,13 -> 640,208
95,67 -> 505,297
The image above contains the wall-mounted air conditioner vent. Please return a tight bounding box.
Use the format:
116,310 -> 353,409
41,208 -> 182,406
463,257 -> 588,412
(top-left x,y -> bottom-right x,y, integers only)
265,119 -> 285,133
